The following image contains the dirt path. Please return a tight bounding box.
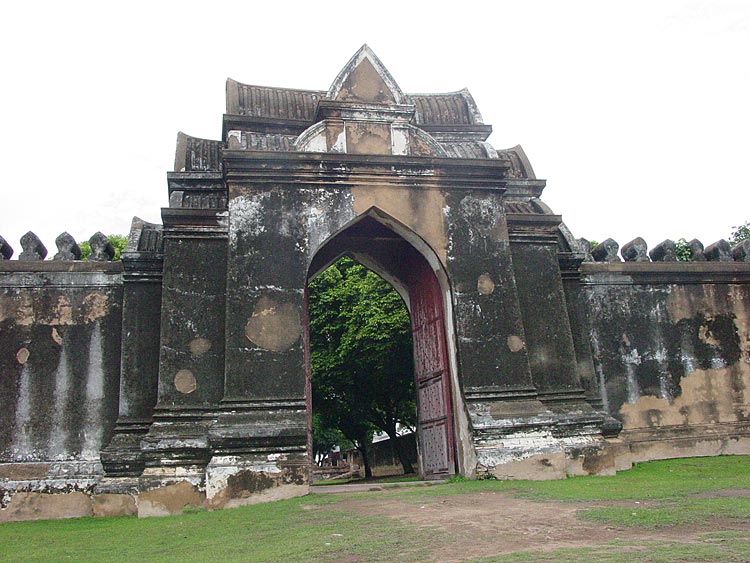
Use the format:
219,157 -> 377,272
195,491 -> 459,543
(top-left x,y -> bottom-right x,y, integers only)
319,489 -> 750,562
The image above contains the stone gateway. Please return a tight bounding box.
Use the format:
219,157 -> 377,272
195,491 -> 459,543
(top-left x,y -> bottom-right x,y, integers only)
2,46 -> 749,520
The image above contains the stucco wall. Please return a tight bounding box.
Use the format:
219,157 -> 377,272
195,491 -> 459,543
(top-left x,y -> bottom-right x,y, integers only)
0,262 -> 123,485
581,262 -> 750,462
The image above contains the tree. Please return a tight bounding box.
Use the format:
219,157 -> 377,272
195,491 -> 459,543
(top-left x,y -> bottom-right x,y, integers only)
312,413 -> 349,467
730,221 -> 750,246
675,238 -> 691,262
308,257 -> 416,478
79,234 -> 128,261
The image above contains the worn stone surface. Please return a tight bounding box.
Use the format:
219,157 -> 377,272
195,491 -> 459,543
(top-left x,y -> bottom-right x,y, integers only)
137,481 -> 205,517
650,239 -> 677,262
591,238 -> 620,262
0,492 -> 93,522
704,239 -> 733,262
205,454 -> 307,509
510,240 -> 581,395
92,493 -> 137,517
88,232 -> 115,261
488,452 -> 568,480
53,232 -> 82,261
19,231 -> 47,261
621,237 -> 649,262
688,239 -> 706,261
0,236 -> 14,260
577,238 -> 594,262
732,240 -> 750,262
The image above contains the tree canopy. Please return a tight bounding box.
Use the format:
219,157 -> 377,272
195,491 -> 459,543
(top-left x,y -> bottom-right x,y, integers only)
79,234 -> 128,261
308,256 -> 416,477
730,221 -> 750,246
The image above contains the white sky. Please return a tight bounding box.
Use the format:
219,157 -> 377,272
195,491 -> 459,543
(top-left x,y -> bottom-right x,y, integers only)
1,0 -> 748,255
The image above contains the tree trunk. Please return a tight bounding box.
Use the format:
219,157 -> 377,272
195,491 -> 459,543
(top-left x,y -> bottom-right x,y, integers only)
384,426 -> 414,475
358,444 -> 373,479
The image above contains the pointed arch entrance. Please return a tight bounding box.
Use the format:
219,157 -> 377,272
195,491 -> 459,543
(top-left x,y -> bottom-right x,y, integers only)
305,210 -> 457,479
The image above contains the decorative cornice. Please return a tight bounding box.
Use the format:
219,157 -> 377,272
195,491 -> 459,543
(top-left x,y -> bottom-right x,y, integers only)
121,252 -> 164,282
506,213 -> 562,244
581,262 -> 750,285
0,261 -> 123,274
222,150 -> 512,191
161,208 -> 229,239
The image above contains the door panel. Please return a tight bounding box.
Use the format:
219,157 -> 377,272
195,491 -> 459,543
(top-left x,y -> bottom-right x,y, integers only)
408,259 -> 455,479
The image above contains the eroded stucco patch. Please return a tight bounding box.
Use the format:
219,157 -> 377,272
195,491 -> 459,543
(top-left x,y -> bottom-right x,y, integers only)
16,348 -> 30,364
52,296 -> 74,325
666,285 -> 738,324
620,365 -> 750,429
0,294 -> 35,326
346,122 -> 391,155
477,273 -> 495,295
698,323 -> 721,347
244,296 -> 301,352
137,482 -> 205,518
82,293 -> 109,323
189,338 -> 212,356
174,370 -> 197,394
0,292 -> 109,326
51,327 -> 63,345
507,335 -> 525,353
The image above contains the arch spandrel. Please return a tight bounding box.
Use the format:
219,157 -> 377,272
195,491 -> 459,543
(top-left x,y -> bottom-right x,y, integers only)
302,188 -> 449,268
307,208 -> 447,285
350,187 -> 449,264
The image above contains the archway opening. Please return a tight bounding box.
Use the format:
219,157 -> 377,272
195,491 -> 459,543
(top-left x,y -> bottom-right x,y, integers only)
305,214 -> 457,483
308,256 -> 417,481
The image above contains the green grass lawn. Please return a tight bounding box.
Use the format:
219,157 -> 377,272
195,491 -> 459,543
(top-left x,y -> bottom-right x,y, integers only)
429,455 -> 750,501
1,456 -> 750,563
474,535 -> 750,563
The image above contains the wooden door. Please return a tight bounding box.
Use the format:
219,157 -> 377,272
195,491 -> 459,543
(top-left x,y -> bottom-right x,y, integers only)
408,259 -> 455,479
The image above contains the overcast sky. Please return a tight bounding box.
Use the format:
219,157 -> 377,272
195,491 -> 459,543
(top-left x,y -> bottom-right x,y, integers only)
1,1 -> 748,256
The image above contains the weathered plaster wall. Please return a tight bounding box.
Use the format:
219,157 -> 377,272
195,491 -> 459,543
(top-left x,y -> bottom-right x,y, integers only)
0,262 -> 123,515
581,263 -> 750,462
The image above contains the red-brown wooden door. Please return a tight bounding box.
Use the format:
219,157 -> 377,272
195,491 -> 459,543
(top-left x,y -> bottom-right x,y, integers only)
408,259 -> 455,479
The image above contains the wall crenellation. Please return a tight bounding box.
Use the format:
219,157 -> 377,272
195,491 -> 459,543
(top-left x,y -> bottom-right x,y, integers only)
0,231 -> 125,262
581,236 -> 750,263
0,235 -> 13,260
18,232 -> 47,261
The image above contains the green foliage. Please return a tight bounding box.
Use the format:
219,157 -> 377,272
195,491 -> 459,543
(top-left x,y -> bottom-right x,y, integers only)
79,241 -> 91,260
79,234 -> 128,261
308,257 -> 416,475
675,238 -> 691,261
312,413 -> 349,466
109,234 -> 128,260
730,220 -> 750,246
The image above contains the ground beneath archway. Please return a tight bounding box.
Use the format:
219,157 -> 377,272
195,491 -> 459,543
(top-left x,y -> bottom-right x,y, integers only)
313,489 -> 750,562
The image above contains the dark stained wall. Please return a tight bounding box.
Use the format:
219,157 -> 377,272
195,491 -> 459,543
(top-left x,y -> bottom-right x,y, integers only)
581,262 -> 750,460
0,263 -> 123,463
